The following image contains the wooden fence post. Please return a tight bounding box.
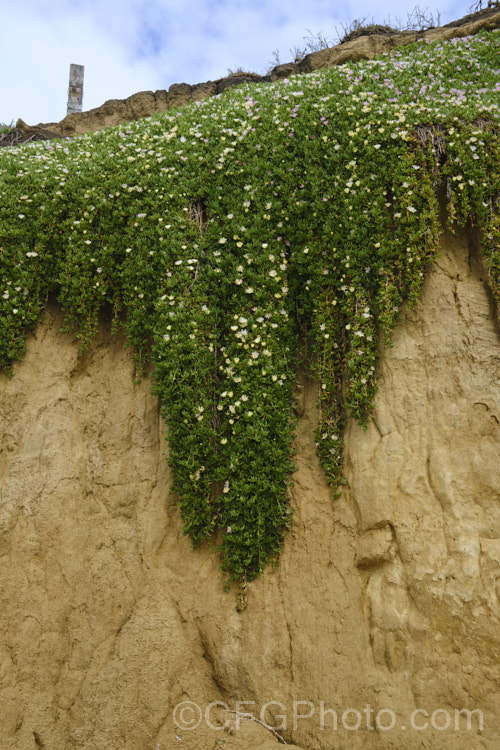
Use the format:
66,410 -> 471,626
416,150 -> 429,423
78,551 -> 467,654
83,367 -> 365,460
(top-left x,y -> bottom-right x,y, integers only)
67,64 -> 84,115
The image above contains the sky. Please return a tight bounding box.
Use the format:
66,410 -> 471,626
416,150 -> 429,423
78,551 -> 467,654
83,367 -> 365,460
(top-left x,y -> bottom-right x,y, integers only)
0,0 -> 478,126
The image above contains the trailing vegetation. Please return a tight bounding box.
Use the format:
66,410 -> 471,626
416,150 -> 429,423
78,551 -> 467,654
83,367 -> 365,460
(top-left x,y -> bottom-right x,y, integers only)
0,29 -> 499,586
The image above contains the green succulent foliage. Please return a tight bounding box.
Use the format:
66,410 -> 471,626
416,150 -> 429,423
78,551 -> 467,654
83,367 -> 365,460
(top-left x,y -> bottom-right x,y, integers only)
0,30 -> 499,584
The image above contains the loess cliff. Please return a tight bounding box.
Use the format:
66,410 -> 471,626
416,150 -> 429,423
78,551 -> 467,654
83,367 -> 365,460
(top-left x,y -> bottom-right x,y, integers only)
0,225 -> 498,749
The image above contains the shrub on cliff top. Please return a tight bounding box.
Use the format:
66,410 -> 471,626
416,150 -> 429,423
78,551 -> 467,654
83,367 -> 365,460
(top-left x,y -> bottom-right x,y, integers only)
0,29 -> 498,589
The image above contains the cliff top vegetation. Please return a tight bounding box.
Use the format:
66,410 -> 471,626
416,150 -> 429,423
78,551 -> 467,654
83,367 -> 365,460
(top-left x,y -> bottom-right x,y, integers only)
0,27 -> 498,592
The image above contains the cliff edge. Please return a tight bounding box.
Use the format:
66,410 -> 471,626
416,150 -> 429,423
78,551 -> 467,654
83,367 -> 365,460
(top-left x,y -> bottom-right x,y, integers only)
6,7 -> 499,140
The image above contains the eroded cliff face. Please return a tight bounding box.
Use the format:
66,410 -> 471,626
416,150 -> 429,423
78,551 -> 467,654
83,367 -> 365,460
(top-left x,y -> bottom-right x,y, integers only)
0,226 -> 499,750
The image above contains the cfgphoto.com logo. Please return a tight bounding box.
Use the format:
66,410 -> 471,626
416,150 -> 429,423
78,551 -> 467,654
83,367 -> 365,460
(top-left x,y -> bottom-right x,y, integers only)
172,700 -> 484,734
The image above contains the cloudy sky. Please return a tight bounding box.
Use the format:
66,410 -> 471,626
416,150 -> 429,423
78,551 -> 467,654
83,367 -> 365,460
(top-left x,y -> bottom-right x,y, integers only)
0,0 -> 476,126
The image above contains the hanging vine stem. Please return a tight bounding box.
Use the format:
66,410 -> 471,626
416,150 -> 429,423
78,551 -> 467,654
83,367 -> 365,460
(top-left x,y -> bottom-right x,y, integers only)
226,710 -> 288,744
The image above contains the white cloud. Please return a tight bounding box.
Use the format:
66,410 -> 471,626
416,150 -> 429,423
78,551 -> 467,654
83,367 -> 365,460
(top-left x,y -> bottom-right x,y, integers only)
0,2 -> 164,124
0,0 -> 475,126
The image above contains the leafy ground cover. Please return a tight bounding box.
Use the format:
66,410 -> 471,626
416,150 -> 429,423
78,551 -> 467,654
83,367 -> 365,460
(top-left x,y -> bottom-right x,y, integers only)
0,29 -> 499,586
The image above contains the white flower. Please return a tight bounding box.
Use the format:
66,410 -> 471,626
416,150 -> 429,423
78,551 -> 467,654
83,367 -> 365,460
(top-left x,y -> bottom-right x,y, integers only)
245,287 -> 254,294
